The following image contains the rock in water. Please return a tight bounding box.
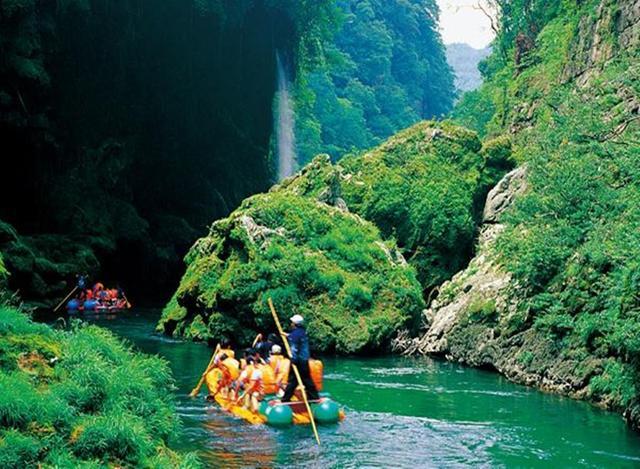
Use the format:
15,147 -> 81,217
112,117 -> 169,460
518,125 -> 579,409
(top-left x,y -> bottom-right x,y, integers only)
158,191 -> 424,354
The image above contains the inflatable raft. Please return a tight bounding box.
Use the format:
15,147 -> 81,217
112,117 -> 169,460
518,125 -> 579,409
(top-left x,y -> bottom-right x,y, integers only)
66,298 -> 131,313
206,369 -> 344,426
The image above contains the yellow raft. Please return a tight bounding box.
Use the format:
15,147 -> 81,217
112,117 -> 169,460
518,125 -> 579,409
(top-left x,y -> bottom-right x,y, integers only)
206,369 -> 344,426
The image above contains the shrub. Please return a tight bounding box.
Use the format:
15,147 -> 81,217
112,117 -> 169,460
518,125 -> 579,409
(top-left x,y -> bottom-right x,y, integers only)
589,361 -> 637,409
0,429 -> 42,468
466,298 -> 497,323
71,412 -> 152,464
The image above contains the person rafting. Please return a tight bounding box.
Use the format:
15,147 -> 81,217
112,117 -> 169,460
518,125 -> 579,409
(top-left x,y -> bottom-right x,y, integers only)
281,314 -> 319,402
209,353 -> 240,398
236,356 -> 264,411
216,339 -> 235,362
269,344 -> 290,392
76,273 -> 88,290
255,333 -> 277,361
258,360 -> 278,395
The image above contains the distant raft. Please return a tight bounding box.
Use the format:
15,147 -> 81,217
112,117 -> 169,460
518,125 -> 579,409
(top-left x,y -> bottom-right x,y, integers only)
206,368 -> 344,426
66,283 -> 131,313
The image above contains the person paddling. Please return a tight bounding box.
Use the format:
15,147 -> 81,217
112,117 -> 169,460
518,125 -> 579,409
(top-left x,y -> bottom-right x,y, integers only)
209,353 -> 239,398
217,339 -> 235,362
255,333 -> 278,361
281,314 -> 319,402
235,356 -> 264,411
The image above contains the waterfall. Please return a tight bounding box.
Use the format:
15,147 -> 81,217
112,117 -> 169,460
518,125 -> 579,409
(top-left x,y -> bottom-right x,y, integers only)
275,51 -> 297,181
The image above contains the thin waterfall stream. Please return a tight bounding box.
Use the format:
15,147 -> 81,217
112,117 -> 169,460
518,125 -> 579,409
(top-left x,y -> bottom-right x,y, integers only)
275,51 -> 297,181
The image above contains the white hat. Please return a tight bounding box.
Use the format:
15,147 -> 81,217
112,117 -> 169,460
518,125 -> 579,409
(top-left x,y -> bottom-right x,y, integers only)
290,314 -> 304,325
271,344 -> 282,354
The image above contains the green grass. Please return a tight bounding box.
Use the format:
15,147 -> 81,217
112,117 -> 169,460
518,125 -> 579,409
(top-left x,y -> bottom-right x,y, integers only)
0,306 -> 200,468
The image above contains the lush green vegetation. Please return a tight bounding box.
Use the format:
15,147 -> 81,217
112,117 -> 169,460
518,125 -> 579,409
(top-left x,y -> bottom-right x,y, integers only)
496,55 -> 640,410
284,121 -> 513,291
0,306 -> 199,467
0,253 -> 6,281
295,0 -> 455,164
452,0 -> 640,415
159,190 -> 424,353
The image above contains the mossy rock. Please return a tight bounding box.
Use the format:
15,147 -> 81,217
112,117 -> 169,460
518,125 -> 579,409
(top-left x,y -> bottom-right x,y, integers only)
158,191 -> 424,353
279,120 -> 505,291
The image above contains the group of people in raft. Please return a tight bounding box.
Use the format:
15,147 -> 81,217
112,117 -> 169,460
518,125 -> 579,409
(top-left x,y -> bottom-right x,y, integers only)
74,274 -> 129,309
204,313 -> 322,413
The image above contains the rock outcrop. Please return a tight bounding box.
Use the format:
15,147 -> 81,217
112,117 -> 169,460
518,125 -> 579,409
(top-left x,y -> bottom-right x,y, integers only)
157,190 -> 425,353
394,165 -> 606,401
393,166 -> 526,356
564,0 -> 640,84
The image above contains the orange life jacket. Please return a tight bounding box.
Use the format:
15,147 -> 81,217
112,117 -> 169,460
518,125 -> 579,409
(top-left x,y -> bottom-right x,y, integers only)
221,357 -> 240,381
205,368 -> 223,395
218,348 -> 235,359
259,364 -> 277,395
309,359 -> 323,391
270,355 -> 290,386
241,364 -> 264,395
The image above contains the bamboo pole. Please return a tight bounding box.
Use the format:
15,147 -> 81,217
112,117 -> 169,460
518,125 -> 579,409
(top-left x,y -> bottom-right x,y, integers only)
189,343 -> 221,397
268,298 -> 320,445
252,333 -> 262,347
53,286 -> 78,312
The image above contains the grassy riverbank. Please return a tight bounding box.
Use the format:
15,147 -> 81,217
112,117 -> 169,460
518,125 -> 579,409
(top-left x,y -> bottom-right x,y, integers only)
0,304 -> 199,467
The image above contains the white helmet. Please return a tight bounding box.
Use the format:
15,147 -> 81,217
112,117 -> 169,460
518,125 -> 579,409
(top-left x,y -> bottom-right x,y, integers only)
290,314 -> 304,325
271,344 -> 282,354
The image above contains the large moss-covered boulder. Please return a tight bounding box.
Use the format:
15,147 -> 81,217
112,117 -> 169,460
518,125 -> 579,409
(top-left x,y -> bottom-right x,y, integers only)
158,191 -> 424,353
280,120 -> 513,291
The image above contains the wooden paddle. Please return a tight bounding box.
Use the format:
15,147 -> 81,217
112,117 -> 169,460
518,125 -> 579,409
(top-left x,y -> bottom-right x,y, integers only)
122,293 -> 132,309
54,286 -> 78,313
268,298 -> 321,445
252,333 -> 262,347
189,343 -> 221,397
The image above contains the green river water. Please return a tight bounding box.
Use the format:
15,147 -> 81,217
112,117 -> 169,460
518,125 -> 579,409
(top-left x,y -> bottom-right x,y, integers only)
80,309 -> 640,468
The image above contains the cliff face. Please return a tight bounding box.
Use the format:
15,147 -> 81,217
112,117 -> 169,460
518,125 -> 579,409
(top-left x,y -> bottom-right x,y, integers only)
0,1 -> 333,303
399,0 -> 640,428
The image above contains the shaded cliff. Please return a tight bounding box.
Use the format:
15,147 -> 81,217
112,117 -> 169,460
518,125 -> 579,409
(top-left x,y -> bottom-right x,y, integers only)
0,0 -> 335,303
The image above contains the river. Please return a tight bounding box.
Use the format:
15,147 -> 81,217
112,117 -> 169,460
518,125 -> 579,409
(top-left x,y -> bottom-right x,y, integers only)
75,309 -> 640,468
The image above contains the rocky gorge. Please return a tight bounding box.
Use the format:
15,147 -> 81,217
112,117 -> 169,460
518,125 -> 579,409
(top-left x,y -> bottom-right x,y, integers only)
162,0 -> 640,430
